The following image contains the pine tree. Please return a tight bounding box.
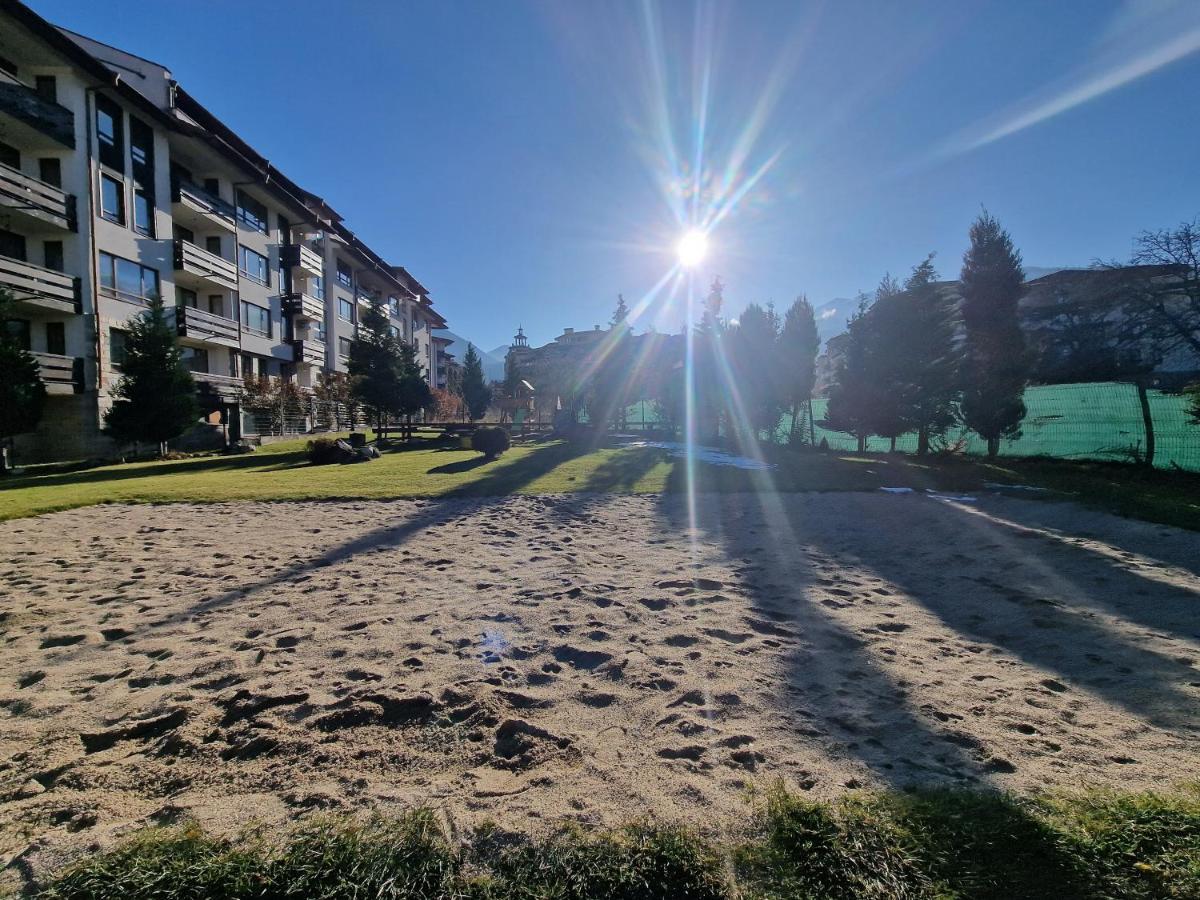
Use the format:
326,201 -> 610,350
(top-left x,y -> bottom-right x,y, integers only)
729,302 -> 783,438
960,210 -> 1028,457
779,295 -> 820,444
897,255 -> 959,455
823,294 -> 880,452
863,274 -> 914,450
347,295 -> 403,434
103,295 -> 197,455
395,338 -> 433,438
611,293 -> 629,327
461,344 -> 492,421
0,288 -> 47,469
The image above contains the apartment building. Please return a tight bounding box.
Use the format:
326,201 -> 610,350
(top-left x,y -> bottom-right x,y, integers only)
0,0 -> 446,461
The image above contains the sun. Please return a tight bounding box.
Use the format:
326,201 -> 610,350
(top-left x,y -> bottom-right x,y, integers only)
676,229 -> 709,268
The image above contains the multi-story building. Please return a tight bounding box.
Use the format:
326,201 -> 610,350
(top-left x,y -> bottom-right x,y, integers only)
0,0 -> 446,461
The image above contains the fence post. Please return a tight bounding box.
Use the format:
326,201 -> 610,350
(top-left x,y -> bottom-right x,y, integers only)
1135,379 -> 1155,468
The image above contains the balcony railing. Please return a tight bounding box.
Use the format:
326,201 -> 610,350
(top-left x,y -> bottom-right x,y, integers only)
32,352 -> 82,393
280,243 -> 323,278
0,253 -> 79,313
171,179 -> 236,223
282,292 -> 324,321
0,69 -> 74,148
174,305 -> 240,346
173,239 -> 238,290
291,338 -> 325,366
0,163 -> 75,231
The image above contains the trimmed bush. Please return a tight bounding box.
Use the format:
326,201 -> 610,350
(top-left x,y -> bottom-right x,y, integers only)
471,426 -> 511,459
307,437 -> 342,466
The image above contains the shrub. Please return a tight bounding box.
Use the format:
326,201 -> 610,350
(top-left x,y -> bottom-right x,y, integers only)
307,437 -> 342,466
471,426 -> 510,459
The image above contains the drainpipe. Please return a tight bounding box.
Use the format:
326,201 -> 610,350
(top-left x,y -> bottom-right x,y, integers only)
83,84 -> 105,439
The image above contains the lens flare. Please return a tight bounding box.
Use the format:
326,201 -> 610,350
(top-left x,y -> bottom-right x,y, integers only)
677,229 -> 708,267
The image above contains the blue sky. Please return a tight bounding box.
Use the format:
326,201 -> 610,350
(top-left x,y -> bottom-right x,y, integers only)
34,0 -> 1200,351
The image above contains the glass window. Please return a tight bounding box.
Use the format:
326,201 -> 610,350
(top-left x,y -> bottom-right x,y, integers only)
5,318 -> 31,350
311,274 -> 325,300
99,252 -> 158,303
241,301 -> 271,336
336,259 -> 352,288
238,245 -> 269,285
109,329 -> 128,367
206,236 -> 222,256
46,321 -> 65,356
176,286 -> 197,308
96,96 -> 124,172
338,297 -> 354,322
180,346 -> 209,374
38,157 -> 60,187
0,142 -> 18,169
130,117 -> 154,186
35,75 -> 56,103
43,240 -> 63,272
235,190 -> 268,233
338,336 -> 352,358
100,174 -> 124,224
133,189 -> 154,236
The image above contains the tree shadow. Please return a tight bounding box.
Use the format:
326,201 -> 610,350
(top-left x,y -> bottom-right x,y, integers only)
1,448 -> 308,491
427,456 -> 493,475
655,464 -> 993,790
579,446 -> 669,493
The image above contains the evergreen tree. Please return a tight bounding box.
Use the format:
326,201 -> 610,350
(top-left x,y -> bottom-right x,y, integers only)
0,288 -> 47,469
897,255 -> 959,455
104,295 -> 197,456
729,302 -> 783,438
395,338 -> 433,438
823,294 -> 880,452
779,295 -> 820,444
862,274 -> 913,450
692,278 -> 726,443
461,344 -> 492,421
960,210 -> 1028,457
611,293 -> 630,326
347,295 -> 403,434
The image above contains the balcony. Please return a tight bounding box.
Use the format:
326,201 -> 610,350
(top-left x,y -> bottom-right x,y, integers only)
0,253 -> 79,314
282,292 -> 324,321
174,305 -> 240,348
190,370 -> 243,401
33,352 -> 82,394
0,69 -> 74,149
291,338 -> 325,367
173,239 -> 238,291
355,288 -> 380,307
280,243 -> 323,278
171,180 -> 236,233
0,163 -> 75,231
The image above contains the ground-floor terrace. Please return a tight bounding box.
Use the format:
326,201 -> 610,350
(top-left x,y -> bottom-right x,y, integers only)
1,487 -> 1197,890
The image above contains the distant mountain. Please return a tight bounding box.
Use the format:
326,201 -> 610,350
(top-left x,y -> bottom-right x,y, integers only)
812,266 -> 1074,345
432,330 -> 507,381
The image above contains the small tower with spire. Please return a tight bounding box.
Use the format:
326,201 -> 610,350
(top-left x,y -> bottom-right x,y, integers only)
511,325 -> 529,350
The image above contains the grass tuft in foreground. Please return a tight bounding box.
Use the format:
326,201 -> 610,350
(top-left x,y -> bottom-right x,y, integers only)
35,787 -> 1200,899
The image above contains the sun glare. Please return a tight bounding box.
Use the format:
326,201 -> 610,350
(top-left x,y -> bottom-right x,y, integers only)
677,229 -> 709,268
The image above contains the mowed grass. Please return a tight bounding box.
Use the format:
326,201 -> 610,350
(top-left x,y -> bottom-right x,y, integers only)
36,787 -> 1200,899
2,432 -> 1199,529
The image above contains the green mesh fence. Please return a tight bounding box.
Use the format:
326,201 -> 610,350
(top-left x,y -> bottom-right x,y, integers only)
619,383 -> 1200,472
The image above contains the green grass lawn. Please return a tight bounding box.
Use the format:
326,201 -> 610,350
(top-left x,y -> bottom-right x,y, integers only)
2,433 -> 1198,529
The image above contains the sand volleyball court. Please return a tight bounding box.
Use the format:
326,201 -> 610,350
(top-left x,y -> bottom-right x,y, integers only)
2,492 -> 1198,880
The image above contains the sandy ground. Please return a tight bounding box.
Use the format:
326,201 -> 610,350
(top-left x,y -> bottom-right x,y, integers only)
1,492 -> 1199,888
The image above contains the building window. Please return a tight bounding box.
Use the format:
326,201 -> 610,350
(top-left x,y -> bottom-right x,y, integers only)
109,328 -> 128,367
43,240 -> 63,272
205,235 -> 222,257
34,75 -> 56,103
99,251 -> 159,304
100,174 -> 125,224
311,274 -> 325,300
0,228 -> 26,261
238,245 -> 269,285
38,158 -> 60,187
176,286 -> 197,308
338,336 -> 352,358
0,142 -> 18,169
133,189 -> 154,236
336,259 -> 352,288
337,297 -> 354,322
130,117 -> 153,181
389,324 -> 400,340
5,318 -> 31,350
180,346 -> 209,374
241,300 -> 271,337
95,95 -> 124,172
46,321 -> 65,356
235,190 -> 268,233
